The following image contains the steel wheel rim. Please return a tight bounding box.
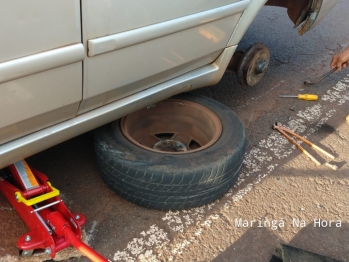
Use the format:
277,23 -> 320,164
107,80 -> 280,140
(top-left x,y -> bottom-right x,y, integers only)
120,99 -> 222,154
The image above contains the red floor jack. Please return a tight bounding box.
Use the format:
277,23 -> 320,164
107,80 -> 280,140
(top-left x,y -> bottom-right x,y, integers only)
0,160 -> 108,262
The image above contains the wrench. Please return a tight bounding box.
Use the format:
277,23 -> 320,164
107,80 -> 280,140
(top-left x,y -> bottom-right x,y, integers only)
304,67 -> 337,86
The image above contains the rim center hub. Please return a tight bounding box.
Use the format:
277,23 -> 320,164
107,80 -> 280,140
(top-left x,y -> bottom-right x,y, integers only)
153,139 -> 187,152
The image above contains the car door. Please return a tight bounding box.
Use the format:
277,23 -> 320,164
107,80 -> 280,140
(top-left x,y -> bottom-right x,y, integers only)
0,0 -> 84,144
78,0 -> 250,113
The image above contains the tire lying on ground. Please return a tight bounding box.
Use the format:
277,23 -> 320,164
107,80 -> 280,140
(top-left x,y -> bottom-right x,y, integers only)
94,93 -> 246,210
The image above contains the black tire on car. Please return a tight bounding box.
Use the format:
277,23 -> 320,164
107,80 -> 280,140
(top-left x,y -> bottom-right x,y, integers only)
94,93 -> 246,210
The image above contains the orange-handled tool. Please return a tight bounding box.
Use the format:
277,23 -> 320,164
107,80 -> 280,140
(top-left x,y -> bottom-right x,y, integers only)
279,94 -> 318,101
272,122 -> 335,167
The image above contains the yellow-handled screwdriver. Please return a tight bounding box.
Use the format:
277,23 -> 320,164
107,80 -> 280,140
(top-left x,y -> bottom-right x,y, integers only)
279,94 -> 318,101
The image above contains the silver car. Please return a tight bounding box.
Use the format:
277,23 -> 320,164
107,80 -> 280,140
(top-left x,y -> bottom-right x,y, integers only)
0,0 -> 337,210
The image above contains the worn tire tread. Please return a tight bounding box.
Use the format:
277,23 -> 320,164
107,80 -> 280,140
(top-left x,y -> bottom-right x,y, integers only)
94,93 -> 246,210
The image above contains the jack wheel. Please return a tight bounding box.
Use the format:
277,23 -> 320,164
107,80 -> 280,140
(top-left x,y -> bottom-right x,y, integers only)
20,249 -> 34,258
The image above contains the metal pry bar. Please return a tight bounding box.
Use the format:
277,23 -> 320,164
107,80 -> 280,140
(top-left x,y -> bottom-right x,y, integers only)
272,122 -> 335,165
273,123 -> 321,165
304,67 -> 337,86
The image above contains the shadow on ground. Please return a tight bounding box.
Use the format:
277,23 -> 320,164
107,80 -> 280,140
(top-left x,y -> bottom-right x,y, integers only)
212,222 -> 349,262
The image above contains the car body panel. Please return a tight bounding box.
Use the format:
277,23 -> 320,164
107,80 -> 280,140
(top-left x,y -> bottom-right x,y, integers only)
78,50 -> 222,114
228,0 -> 269,46
81,0 -> 244,41
80,17 -> 240,112
0,46 -> 237,169
0,0 -> 81,63
0,45 -> 84,144
86,1 -> 249,57
0,62 -> 82,144
0,0 -> 83,145
0,0 -> 338,169
79,1 -> 248,113
0,44 -> 85,84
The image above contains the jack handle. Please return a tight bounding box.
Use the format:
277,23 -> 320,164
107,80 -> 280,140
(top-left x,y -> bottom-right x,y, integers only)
63,227 -> 108,262
47,212 -> 109,262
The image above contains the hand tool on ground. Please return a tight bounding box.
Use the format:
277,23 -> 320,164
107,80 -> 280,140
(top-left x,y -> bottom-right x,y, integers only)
0,160 -> 108,262
324,162 -> 338,171
304,67 -> 337,86
272,122 -> 335,166
279,94 -> 318,101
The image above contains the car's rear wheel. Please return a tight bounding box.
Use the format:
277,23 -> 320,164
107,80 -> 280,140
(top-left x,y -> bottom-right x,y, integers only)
94,93 -> 246,210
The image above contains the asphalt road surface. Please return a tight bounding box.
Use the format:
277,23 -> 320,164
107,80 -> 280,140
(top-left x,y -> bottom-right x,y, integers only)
1,1 -> 349,261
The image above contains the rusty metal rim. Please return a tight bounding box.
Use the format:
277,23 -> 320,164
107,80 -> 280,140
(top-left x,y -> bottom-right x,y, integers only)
120,99 -> 222,154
